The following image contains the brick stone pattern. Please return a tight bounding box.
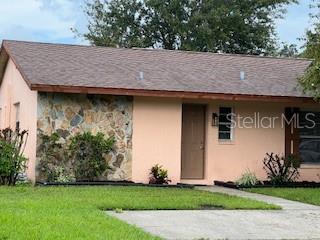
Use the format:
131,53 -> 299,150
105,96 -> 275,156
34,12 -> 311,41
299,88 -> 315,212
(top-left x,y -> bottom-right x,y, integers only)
36,93 -> 133,181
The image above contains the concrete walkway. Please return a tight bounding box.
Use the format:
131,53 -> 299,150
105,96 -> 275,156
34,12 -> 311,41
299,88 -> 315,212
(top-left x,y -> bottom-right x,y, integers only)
108,186 -> 320,240
198,186 -> 320,210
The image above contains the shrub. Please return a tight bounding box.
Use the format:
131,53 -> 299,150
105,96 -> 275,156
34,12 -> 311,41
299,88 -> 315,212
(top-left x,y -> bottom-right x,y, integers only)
54,166 -> 75,183
263,152 -> 300,185
149,164 -> 171,184
0,128 -> 28,186
38,131 -> 115,182
236,169 -> 259,187
69,132 -> 115,181
37,133 -> 74,182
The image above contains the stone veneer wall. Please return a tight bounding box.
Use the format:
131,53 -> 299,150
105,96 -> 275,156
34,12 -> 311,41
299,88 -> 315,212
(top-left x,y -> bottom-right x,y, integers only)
36,93 -> 133,181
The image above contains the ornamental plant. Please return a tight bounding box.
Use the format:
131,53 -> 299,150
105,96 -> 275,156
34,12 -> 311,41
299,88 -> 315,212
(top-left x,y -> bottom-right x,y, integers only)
236,169 -> 259,187
263,153 -> 300,185
149,164 -> 171,184
69,132 -> 115,181
0,128 -> 28,185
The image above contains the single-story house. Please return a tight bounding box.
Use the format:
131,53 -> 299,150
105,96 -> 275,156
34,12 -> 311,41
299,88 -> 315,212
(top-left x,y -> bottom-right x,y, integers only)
0,40 -> 319,184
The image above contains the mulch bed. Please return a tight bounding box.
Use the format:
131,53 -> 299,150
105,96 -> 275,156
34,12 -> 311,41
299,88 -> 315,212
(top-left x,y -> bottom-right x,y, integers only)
36,180 -> 195,189
214,180 -> 320,189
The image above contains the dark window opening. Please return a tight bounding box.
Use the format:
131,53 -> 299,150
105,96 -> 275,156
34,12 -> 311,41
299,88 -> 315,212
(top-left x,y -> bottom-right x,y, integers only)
14,103 -> 20,131
299,111 -> 320,164
218,107 -> 232,140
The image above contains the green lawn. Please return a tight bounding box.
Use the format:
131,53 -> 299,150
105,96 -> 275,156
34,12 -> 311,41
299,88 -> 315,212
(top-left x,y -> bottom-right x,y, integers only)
0,186 -> 278,240
248,188 -> 320,206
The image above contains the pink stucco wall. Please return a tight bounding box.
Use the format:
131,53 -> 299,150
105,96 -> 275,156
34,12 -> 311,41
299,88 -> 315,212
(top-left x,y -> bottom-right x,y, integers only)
197,101 -> 285,185
132,97 -> 320,184
132,97 -> 182,184
0,59 -> 38,182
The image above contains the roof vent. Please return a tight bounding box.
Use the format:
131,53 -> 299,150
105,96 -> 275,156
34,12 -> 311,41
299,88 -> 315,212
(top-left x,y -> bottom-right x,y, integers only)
138,71 -> 144,81
240,71 -> 245,81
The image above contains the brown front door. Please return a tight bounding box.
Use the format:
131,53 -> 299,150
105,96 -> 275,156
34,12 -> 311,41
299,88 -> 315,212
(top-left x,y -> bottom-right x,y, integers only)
181,104 -> 206,179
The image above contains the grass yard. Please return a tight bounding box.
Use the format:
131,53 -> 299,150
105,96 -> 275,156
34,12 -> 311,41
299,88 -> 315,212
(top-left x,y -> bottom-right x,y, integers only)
248,188 -> 320,206
0,186 -> 278,240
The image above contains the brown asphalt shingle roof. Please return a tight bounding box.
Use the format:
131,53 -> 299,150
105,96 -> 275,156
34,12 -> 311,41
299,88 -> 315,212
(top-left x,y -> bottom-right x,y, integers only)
0,40 -> 313,98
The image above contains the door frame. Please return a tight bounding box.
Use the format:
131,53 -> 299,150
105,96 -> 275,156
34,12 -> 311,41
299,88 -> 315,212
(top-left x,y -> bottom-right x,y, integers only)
180,103 -> 207,180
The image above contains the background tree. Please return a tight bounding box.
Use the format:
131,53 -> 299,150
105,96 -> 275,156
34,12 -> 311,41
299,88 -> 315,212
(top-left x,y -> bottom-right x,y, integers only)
277,42 -> 299,57
81,0 -> 297,54
83,0 -> 146,48
299,0 -> 320,99
181,0 -> 296,54
142,0 -> 191,50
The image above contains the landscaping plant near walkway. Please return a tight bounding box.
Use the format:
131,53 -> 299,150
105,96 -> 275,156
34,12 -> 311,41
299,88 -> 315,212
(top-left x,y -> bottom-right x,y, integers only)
0,128 -> 28,185
263,153 -> 300,185
149,164 -> 171,184
236,169 -> 259,187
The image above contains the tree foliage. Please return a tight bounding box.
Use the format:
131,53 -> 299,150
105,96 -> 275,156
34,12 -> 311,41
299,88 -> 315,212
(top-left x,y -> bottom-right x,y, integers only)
81,0 -> 297,54
277,42 -> 299,57
299,0 -> 320,99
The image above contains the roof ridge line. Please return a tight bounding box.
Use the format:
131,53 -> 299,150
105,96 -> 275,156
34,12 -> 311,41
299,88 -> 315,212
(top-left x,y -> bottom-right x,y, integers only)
1,39 -> 313,62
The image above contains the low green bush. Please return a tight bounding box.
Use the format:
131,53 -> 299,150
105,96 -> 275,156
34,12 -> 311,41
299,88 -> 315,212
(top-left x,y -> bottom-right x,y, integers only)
236,169 -> 259,187
38,132 -> 74,182
39,131 -> 115,182
0,128 -> 28,185
69,132 -> 115,181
